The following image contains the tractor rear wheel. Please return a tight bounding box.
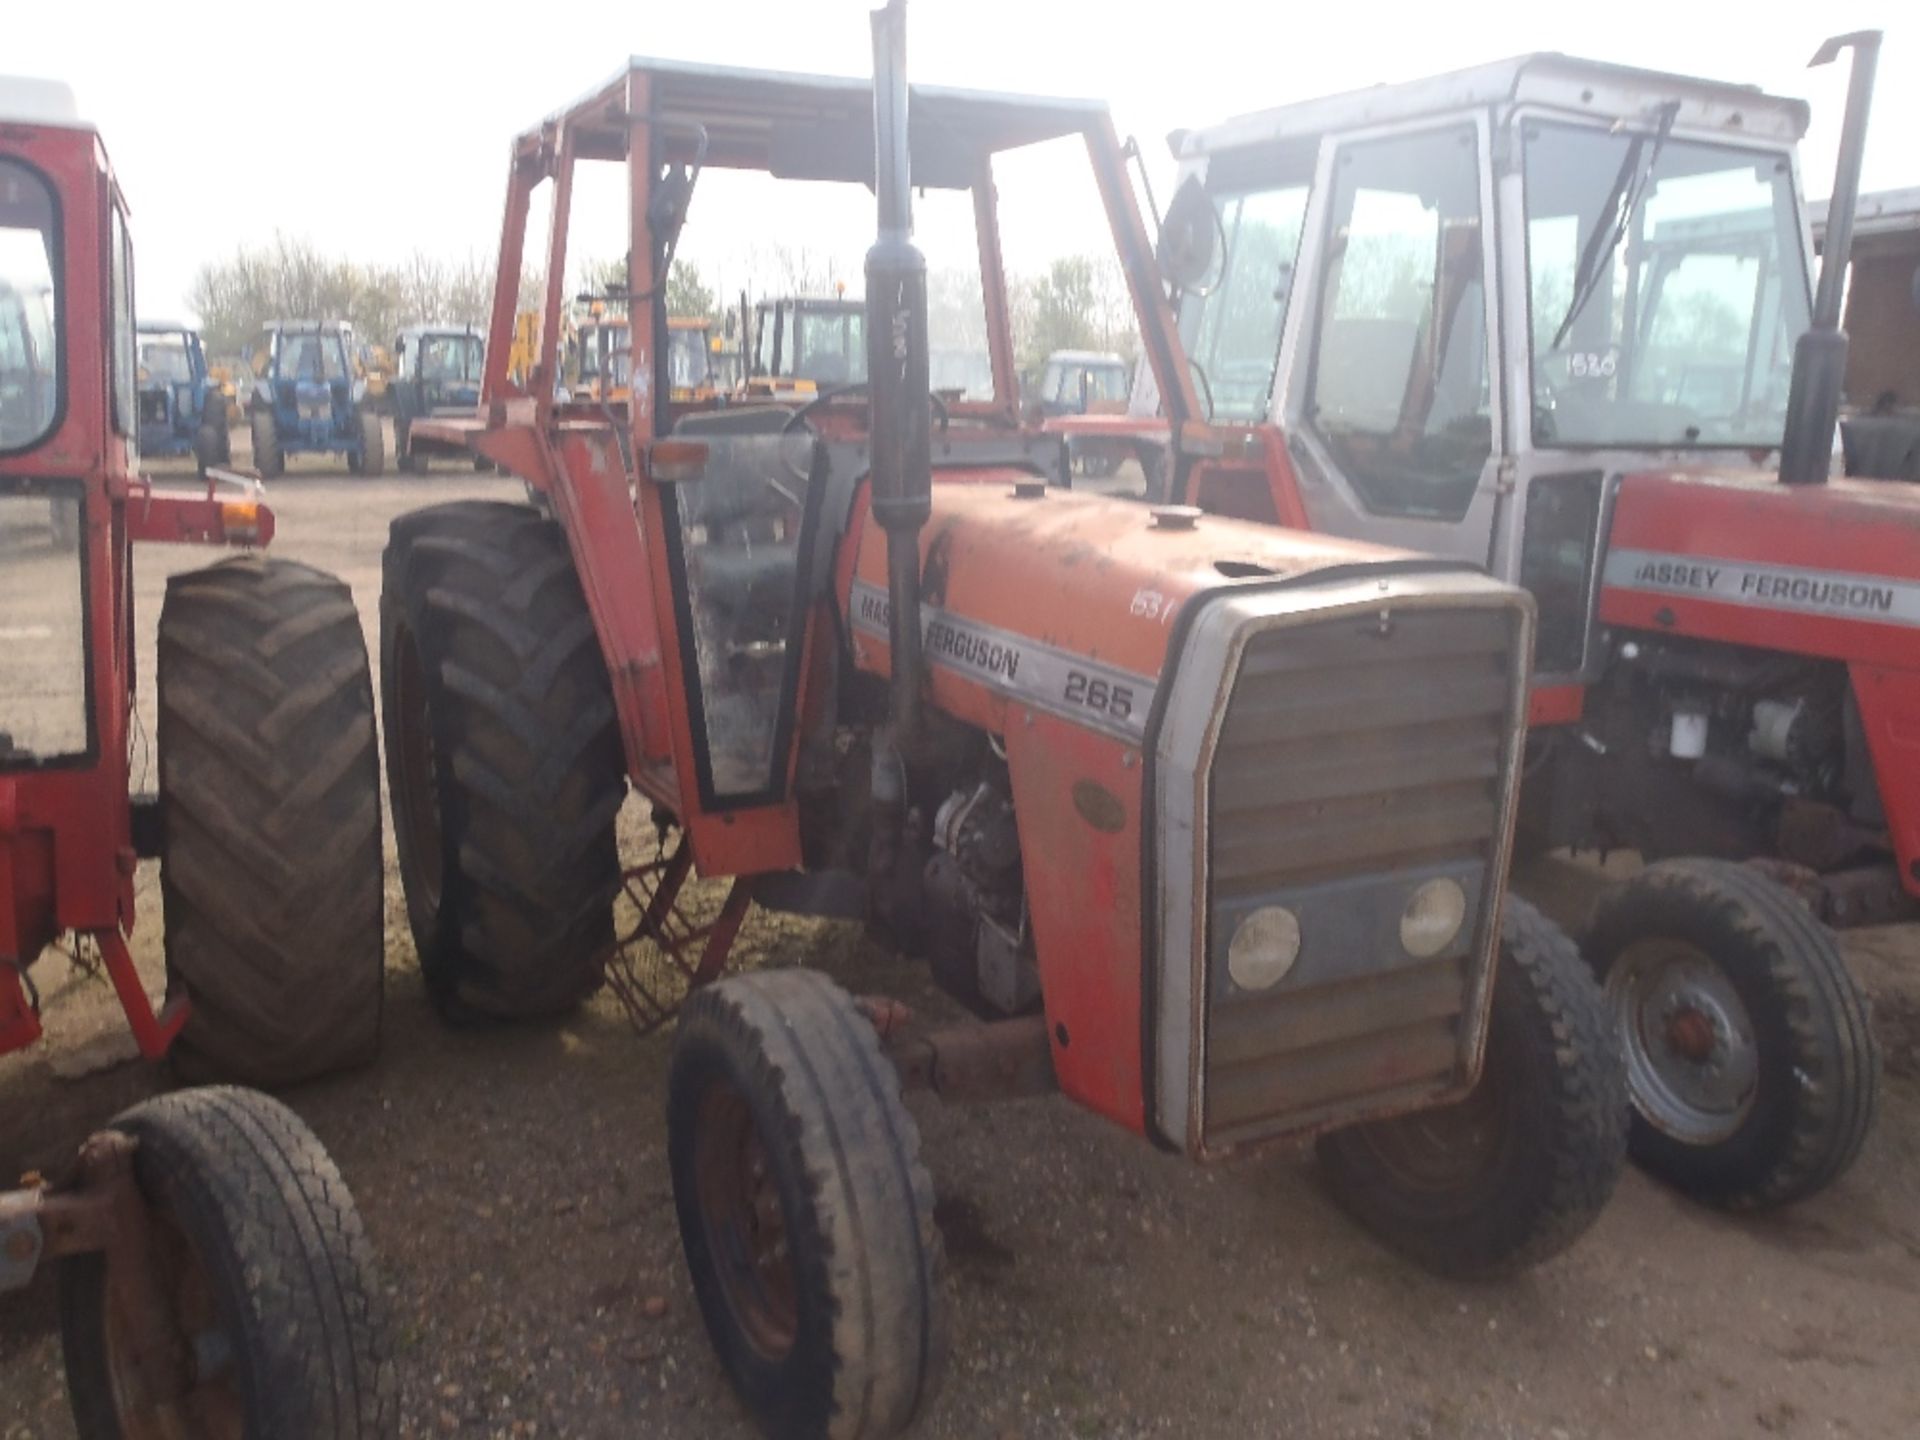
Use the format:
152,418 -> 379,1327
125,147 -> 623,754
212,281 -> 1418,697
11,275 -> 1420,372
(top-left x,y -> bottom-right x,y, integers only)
1583,858 -> 1880,1209
58,1087 -> 397,1439
669,970 -> 946,1440
249,410 -> 283,479
1317,897 -> 1627,1278
157,556 -> 383,1085
381,500 -> 623,1021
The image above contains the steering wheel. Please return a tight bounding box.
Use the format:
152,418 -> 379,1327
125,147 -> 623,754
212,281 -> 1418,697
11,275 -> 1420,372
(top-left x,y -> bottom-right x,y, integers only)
779,383 -> 951,482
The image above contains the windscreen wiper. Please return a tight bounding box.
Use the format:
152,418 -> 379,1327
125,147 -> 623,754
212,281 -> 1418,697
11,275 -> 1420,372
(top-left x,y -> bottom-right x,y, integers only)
1549,101 -> 1680,353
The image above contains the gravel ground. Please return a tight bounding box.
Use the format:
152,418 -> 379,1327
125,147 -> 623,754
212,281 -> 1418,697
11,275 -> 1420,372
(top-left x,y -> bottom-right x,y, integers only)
2,438 -> 1917,1439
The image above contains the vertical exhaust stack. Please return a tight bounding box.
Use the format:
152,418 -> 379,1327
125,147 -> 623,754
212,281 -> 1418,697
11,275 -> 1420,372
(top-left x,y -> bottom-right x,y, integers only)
1780,30 -> 1881,485
866,0 -> 933,739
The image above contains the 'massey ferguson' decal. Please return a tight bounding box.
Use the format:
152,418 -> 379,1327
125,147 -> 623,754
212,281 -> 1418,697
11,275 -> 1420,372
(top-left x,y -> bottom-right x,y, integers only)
850,580 -> 1155,742
1603,549 -> 1920,629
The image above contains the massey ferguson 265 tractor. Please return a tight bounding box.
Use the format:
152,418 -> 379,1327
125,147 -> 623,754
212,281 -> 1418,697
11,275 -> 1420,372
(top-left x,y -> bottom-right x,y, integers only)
388,7 -> 1624,1435
1,76 -> 391,1435
1109,34 -> 1897,1210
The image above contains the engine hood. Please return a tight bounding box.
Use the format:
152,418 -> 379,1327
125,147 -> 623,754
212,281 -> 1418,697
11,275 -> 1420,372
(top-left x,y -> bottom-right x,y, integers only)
845,479 -> 1495,745
1602,467 -> 1920,663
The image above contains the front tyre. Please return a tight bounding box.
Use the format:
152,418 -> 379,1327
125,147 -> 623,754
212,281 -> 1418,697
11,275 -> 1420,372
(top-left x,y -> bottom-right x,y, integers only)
249,410 -> 283,479
669,970 -> 946,1440
1317,897 -> 1627,1279
57,1087 -> 397,1439
1584,858 -> 1879,1209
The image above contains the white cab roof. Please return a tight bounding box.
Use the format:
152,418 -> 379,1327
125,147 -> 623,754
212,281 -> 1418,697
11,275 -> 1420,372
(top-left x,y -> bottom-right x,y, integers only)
1176,53 -> 1809,160
0,76 -> 91,130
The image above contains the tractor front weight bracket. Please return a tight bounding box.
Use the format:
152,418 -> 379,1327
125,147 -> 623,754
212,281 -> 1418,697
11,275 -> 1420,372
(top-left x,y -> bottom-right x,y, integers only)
95,929 -> 190,1060
604,831 -> 751,1033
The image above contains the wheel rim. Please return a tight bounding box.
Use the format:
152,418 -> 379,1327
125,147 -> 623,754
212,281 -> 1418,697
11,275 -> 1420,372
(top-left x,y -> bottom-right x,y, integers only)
391,625 -> 445,911
103,1207 -> 245,1440
1345,1071 -> 1512,1203
1606,937 -> 1759,1144
692,1083 -> 798,1362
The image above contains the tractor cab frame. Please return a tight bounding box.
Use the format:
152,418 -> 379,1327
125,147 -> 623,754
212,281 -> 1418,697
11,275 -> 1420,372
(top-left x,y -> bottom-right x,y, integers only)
1137,35 -> 1899,1210
391,321 -> 485,471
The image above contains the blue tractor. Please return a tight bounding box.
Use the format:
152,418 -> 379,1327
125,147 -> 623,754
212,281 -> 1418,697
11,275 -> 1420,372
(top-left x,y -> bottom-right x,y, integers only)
245,319 -> 384,478
135,320 -> 229,475
390,324 -> 486,472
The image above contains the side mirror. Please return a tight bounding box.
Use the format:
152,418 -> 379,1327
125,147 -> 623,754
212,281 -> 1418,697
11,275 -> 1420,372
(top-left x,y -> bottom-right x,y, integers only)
1157,175 -> 1219,292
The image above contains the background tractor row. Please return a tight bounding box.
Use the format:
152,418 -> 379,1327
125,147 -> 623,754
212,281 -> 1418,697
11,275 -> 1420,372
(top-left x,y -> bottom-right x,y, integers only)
384,7 -> 1627,1435
1072,32 -> 1896,1210
1,75 -> 392,1436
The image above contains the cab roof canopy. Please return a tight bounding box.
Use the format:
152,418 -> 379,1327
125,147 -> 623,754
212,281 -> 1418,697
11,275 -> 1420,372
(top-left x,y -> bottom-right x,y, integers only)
0,75 -> 89,130
1177,52 -> 1811,160
536,57 -> 1107,190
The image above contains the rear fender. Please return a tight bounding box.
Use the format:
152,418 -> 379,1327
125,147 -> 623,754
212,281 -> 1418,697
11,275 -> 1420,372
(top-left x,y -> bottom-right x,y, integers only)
1849,663 -> 1920,897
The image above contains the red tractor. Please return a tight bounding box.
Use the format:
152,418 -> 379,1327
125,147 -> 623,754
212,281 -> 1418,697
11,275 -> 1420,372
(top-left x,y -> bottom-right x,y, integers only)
1,75 -> 390,1434
390,6 -> 1625,1435
1088,34 -> 1897,1210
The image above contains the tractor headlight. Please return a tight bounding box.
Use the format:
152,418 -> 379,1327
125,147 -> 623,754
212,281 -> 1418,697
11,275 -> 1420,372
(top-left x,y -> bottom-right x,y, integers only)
1400,878 -> 1468,959
1226,905 -> 1302,992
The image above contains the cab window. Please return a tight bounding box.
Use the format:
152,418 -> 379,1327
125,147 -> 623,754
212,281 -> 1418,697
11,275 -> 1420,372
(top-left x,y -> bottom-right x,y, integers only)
1178,146 -> 1314,422
0,159 -> 61,452
1306,126 -> 1490,520
109,205 -> 135,438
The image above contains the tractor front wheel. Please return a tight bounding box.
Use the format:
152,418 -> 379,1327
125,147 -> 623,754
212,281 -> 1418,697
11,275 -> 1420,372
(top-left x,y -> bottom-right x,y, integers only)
248,410 -> 283,479
157,556 -> 384,1085
1317,897 -> 1628,1278
350,412 -> 386,478
381,501 -> 623,1021
669,970 -> 946,1440
395,416 -> 423,474
192,424 -> 225,478
1584,858 -> 1879,1209
57,1087 -> 396,1439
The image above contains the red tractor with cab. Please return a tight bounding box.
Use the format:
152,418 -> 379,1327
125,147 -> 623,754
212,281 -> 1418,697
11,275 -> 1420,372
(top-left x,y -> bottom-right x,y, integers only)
1,73 -> 390,1435
1089,33 -> 1897,1211
386,6 -> 1626,1436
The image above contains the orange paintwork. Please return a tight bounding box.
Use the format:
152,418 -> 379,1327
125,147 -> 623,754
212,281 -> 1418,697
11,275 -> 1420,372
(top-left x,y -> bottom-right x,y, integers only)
844,482 -> 1429,1123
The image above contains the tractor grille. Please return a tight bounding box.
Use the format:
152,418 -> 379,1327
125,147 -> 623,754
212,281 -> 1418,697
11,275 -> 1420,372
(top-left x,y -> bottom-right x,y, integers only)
1199,604 -> 1520,1149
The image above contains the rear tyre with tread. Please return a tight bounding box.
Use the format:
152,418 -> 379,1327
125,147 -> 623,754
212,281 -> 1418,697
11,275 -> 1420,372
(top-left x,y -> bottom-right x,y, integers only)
249,410 -> 283,479
1583,858 -> 1879,1209
669,970 -> 946,1440
380,500 -> 623,1021
158,556 -> 383,1085
58,1087 -> 397,1439
1317,897 -> 1627,1279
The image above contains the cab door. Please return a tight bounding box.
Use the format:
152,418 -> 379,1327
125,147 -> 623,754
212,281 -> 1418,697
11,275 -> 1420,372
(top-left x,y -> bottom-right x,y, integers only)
1274,117 -> 1505,566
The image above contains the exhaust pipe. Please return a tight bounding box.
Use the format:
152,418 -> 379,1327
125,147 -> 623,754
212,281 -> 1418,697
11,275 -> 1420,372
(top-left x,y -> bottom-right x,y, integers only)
866,0 -> 933,740
1780,29 -> 1881,485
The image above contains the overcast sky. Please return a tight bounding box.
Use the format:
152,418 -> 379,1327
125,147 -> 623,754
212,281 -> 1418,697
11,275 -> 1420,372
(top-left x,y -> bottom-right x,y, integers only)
11,1 -> 1913,320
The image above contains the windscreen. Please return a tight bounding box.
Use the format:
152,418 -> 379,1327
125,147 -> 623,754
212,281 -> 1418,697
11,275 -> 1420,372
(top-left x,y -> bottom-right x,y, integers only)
668,326 -> 712,389
276,331 -> 347,383
0,160 -> 60,451
419,333 -> 482,382
1176,162 -> 1313,422
140,335 -> 193,385
0,487 -> 88,766
1524,123 -> 1811,448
